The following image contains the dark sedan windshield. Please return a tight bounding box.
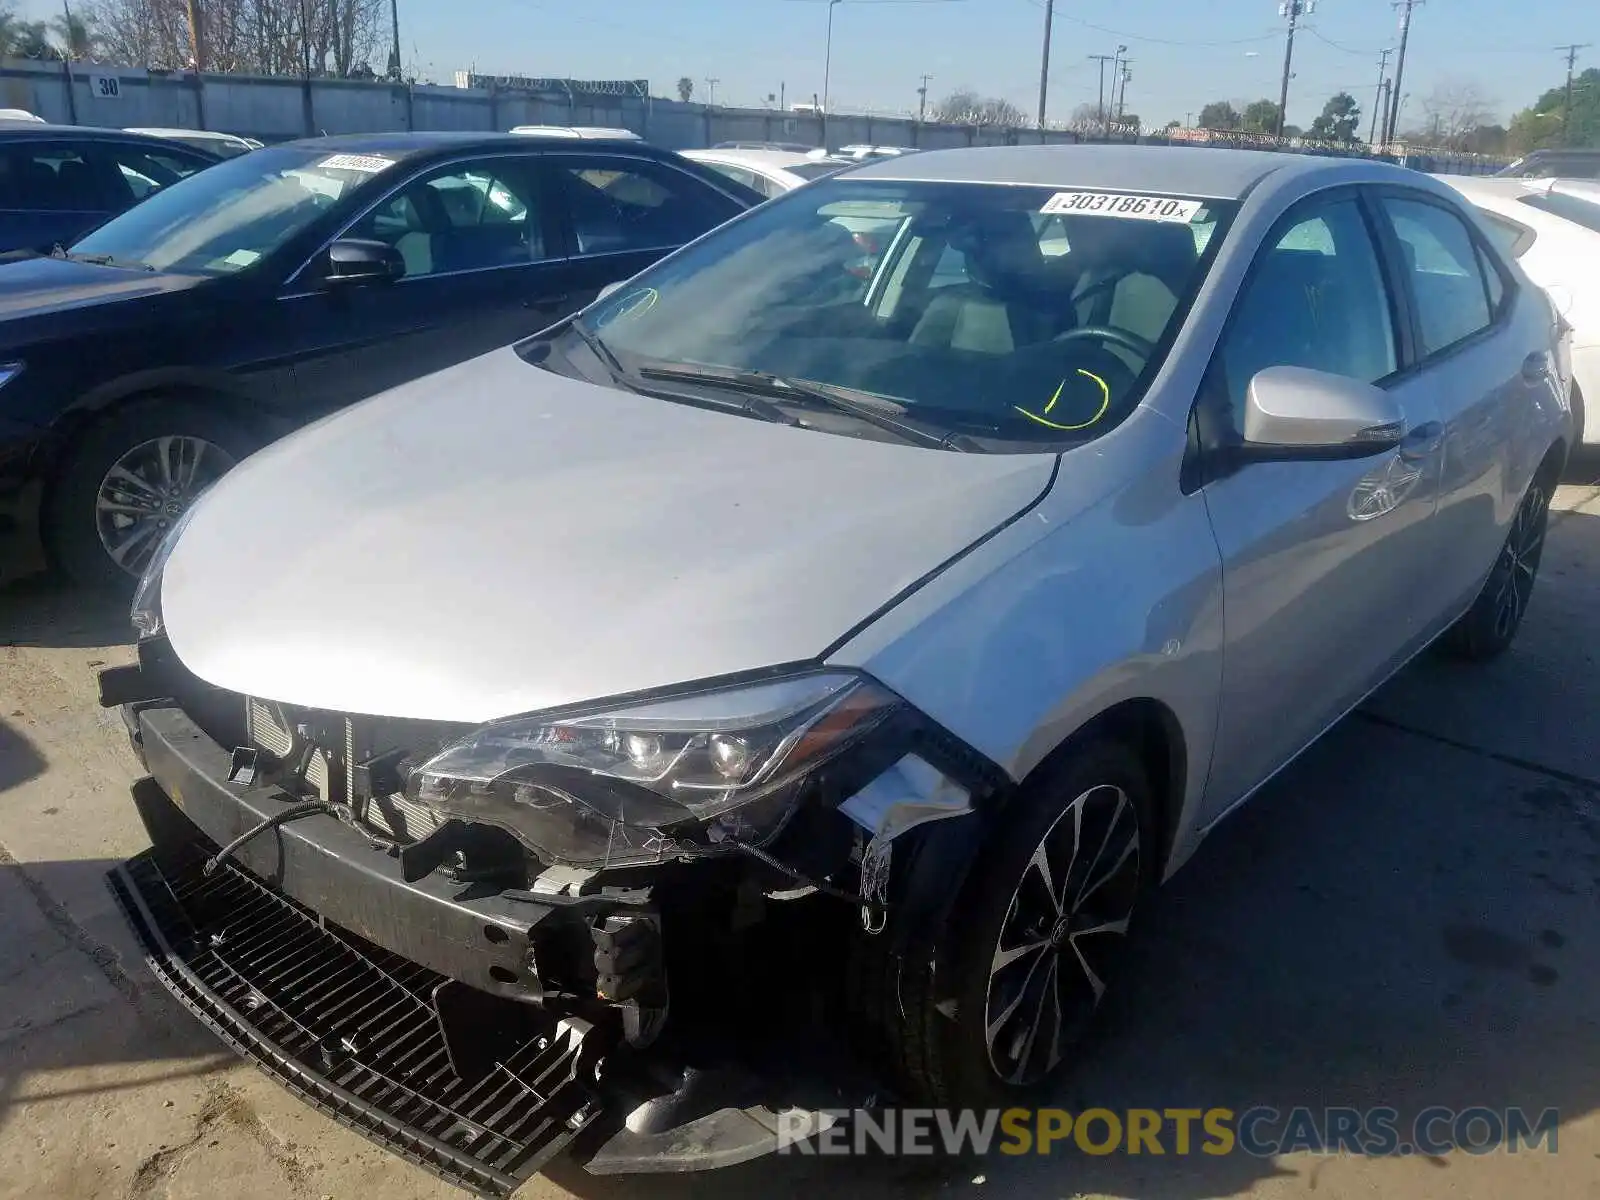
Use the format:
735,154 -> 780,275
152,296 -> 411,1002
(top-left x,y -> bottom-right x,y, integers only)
577,178 -> 1234,445
72,145 -> 400,274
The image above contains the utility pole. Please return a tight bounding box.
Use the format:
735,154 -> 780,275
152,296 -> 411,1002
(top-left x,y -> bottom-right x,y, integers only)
917,73 -> 933,124
1116,62 -> 1132,120
1385,0 -> 1423,144
822,0 -> 842,121
1557,43 -> 1592,146
388,0 -> 402,80
1375,78 -> 1392,148
1369,46 -> 1393,145
1036,0 -> 1055,129
704,77 -> 720,106
1276,0 -> 1313,138
186,0 -> 206,72
1088,53 -> 1117,126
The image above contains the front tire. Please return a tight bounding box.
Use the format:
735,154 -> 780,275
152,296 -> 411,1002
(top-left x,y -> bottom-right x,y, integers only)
873,740 -> 1157,1107
46,398 -> 256,591
1441,473 -> 1552,661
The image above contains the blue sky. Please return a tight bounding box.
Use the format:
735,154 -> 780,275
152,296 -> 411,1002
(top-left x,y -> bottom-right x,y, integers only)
23,0 -> 1592,129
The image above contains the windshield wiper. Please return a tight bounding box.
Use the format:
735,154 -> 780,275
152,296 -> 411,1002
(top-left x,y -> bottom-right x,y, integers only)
634,363 -> 803,428
634,363 -> 976,450
50,246 -> 155,271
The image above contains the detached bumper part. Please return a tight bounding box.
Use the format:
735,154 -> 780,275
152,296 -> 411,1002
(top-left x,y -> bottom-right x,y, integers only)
110,840 -> 599,1198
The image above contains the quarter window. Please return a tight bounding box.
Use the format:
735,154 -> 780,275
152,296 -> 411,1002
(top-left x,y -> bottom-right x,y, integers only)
0,144 -> 104,211
1217,198 -> 1397,427
1381,197 -> 1495,356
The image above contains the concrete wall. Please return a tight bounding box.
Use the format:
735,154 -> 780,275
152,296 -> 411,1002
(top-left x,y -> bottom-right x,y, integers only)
0,57 -> 1083,151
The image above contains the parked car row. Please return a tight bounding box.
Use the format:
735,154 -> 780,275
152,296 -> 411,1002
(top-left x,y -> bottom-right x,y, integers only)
97,144 -> 1571,1193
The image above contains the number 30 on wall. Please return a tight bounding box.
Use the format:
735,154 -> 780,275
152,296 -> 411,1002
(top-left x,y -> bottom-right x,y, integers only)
89,75 -> 121,100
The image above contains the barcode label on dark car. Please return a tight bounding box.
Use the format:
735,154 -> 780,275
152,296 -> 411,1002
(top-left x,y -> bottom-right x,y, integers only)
1040,192 -> 1203,222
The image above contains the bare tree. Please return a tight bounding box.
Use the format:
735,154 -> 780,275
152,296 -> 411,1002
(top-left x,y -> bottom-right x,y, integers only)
1417,79 -> 1497,148
932,88 -> 1025,126
87,0 -> 380,75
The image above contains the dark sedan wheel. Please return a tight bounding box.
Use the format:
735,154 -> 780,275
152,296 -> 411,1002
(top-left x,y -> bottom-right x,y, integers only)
48,398 -> 256,590
1442,473 -> 1553,661
866,739 -> 1156,1107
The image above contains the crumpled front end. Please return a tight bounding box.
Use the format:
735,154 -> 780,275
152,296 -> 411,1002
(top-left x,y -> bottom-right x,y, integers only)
101,635 -> 1004,1193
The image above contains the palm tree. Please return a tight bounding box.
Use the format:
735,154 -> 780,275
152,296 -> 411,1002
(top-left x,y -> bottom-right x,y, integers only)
50,11 -> 96,60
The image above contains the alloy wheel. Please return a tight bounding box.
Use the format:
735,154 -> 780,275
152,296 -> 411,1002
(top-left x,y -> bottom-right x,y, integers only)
983,783 -> 1142,1087
1491,483 -> 1548,642
94,436 -> 235,576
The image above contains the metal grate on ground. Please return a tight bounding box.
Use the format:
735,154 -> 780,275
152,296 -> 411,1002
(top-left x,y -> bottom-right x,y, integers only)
109,840 -> 599,1198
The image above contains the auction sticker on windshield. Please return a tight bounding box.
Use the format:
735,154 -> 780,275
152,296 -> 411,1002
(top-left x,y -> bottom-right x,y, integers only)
1040,192 -> 1203,222
316,153 -> 396,173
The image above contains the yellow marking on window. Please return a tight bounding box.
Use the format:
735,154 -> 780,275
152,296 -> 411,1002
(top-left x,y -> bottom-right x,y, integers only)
1014,369 -> 1111,431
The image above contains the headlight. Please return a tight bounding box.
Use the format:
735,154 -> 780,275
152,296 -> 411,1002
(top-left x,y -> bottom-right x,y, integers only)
409,671 -> 902,870
129,500 -> 203,637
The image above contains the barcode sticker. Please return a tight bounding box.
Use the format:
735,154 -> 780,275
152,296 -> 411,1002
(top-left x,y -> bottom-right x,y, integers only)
1040,192 -> 1203,222
316,153 -> 396,173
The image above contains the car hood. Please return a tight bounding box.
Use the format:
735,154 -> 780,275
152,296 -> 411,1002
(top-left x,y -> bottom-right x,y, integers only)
162,347 -> 1056,723
0,253 -> 204,324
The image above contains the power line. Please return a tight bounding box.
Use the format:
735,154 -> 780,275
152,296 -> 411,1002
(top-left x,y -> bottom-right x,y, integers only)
1017,0 -> 1281,49
1557,43 -> 1592,146
1385,0 -> 1424,144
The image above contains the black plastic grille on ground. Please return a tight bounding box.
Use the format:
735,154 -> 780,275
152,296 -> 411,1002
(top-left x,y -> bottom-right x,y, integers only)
110,841 -> 597,1198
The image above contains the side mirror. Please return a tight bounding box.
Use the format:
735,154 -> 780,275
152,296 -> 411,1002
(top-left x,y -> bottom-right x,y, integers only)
1240,365 -> 1405,460
326,238 -> 404,286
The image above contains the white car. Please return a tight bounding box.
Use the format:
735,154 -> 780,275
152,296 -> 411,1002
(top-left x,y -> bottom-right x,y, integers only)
681,147 -> 850,198
1444,175 -> 1600,444
508,125 -> 642,140
124,127 -> 261,158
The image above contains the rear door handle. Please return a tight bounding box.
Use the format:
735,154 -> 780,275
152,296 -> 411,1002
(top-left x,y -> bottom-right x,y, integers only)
1398,420 -> 1443,462
1523,351 -> 1551,382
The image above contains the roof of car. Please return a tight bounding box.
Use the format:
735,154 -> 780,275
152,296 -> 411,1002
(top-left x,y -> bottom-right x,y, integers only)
0,121 -> 211,142
682,147 -> 816,171
271,130 -> 655,157
846,143 -> 1408,199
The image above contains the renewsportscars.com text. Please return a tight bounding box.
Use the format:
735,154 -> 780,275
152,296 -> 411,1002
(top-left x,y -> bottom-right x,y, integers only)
776,1106 -> 1560,1158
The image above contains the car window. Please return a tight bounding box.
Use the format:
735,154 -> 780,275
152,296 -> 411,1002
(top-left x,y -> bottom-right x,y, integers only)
0,143 -> 106,211
1517,190 -> 1600,236
1476,243 -> 1506,315
578,178 -> 1237,448
346,158 -> 546,278
554,156 -> 743,255
1475,209 -> 1536,258
1218,199 -> 1397,428
701,161 -> 761,192
1382,197 -> 1495,356
105,144 -> 210,203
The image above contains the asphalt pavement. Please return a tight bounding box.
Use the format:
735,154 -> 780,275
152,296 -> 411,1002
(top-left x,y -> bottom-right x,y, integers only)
2,465 -> 1599,1200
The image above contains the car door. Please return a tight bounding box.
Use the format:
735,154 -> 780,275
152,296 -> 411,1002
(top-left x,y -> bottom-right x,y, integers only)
542,150 -> 749,308
281,152 -> 575,418
1372,189 -> 1552,629
1196,189 -> 1446,820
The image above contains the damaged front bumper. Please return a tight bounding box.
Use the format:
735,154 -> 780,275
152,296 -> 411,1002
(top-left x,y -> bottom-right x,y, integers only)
108,701 -> 859,1196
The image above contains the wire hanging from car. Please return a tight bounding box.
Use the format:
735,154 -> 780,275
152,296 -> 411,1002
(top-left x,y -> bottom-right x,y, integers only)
203,801 -> 335,877
730,841 -> 888,920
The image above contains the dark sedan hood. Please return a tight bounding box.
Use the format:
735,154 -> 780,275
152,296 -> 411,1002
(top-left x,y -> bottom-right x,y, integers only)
0,254 -> 207,325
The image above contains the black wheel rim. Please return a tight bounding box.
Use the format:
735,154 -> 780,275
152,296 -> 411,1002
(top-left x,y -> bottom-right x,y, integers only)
983,783 -> 1142,1087
1491,483 -> 1548,642
94,436 -> 235,577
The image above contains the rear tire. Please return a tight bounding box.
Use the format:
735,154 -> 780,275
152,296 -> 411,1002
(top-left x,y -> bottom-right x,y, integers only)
46,398 -> 257,592
1441,472 -> 1553,661
865,739 -> 1157,1108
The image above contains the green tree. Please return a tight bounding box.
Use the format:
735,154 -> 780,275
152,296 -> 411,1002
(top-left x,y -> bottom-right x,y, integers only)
1508,67 -> 1600,151
676,76 -> 694,103
1308,92 -> 1361,143
1240,98 -> 1281,135
50,10 -> 96,59
1197,100 -> 1241,131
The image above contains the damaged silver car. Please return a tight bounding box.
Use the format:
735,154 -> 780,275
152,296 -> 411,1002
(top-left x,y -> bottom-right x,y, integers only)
103,144 -> 1571,1195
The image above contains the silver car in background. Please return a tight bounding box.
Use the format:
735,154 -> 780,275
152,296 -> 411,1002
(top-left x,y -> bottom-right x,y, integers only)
104,145 -> 1571,1185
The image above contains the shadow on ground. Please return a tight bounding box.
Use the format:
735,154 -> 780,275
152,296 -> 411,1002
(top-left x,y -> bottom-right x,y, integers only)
0,574 -> 132,651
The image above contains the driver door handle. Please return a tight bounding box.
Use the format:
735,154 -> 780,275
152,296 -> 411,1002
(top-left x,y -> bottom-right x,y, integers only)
524,293 -> 570,310
1398,420 -> 1443,462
